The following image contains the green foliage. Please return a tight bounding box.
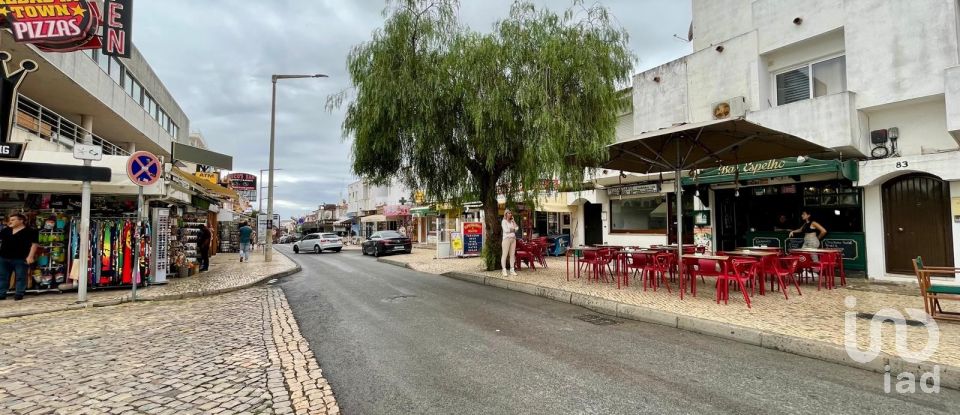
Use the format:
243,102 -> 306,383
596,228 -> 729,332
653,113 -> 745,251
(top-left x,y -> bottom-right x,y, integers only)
331,0 -> 633,269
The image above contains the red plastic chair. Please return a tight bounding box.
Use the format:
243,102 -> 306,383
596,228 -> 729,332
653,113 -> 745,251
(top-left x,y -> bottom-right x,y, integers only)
514,241 -> 537,271
645,253 -> 673,293
718,259 -> 755,308
628,253 -> 648,287
770,255 -> 803,299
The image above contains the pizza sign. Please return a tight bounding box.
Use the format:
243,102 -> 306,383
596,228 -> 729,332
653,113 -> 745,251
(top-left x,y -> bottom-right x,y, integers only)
0,0 -> 102,52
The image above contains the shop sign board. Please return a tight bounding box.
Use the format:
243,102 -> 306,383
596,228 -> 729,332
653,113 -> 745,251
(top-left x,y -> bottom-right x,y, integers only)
126,151 -> 161,186
227,172 -> 256,203
683,157 -> 859,185
607,183 -> 660,197
384,204 -> 411,216
102,0 -> 132,58
2,0 -> 103,53
451,231 -> 463,256
72,143 -> 102,161
0,142 -> 24,160
257,213 -> 280,244
193,171 -> 218,184
462,222 -> 483,256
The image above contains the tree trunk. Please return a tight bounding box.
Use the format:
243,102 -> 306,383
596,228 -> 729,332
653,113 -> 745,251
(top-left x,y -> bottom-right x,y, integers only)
480,177 -> 502,271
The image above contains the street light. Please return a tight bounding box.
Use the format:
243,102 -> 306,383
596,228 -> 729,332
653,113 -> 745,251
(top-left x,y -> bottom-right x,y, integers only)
266,73 -> 328,262
259,168 -> 283,213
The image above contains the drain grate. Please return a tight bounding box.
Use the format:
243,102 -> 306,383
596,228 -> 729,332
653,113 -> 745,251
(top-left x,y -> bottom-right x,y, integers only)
575,314 -> 620,326
856,312 -> 927,327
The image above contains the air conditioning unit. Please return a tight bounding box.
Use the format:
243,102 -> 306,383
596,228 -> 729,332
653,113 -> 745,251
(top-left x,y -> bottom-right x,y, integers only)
711,96 -> 746,120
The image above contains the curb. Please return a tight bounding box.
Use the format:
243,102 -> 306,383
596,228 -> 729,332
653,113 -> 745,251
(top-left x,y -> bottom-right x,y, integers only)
376,258 -> 412,269
0,252 -> 302,320
382,259 -> 960,390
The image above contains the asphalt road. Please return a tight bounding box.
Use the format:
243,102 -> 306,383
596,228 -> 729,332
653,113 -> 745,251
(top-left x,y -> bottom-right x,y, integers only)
278,246 -> 960,415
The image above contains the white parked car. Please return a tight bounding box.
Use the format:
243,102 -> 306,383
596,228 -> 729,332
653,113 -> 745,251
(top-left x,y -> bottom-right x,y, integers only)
293,233 -> 343,254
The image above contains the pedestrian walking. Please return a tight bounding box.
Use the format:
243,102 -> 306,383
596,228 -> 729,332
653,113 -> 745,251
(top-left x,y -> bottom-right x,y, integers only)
0,213 -> 40,301
198,224 -> 212,271
501,209 -> 519,277
238,222 -> 253,262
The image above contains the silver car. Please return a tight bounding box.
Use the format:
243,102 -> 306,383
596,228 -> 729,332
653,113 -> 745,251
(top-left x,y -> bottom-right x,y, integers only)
293,233 -> 343,254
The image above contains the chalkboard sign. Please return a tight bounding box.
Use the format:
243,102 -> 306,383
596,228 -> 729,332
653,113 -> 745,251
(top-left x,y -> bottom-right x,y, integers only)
822,239 -> 858,260
464,234 -> 482,256
751,237 -> 781,247
785,238 -> 804,251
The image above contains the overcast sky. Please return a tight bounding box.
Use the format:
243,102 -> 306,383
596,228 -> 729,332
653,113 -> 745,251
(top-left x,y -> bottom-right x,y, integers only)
133,0 -> 691,220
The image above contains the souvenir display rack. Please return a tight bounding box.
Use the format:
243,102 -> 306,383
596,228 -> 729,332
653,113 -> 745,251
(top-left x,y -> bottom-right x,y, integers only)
179,212 -> 206,275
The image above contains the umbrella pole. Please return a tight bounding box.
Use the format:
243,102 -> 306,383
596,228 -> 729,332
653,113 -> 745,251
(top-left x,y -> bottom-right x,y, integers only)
675,165 -> 683,297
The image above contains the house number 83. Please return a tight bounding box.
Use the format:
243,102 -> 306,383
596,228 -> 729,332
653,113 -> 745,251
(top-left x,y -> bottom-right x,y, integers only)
895,161 -> 909,169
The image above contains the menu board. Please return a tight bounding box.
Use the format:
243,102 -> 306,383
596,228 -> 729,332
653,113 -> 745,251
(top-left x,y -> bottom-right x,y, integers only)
462,222 -> 483,257
822,239 -> 858,260
751,237 -> 781,247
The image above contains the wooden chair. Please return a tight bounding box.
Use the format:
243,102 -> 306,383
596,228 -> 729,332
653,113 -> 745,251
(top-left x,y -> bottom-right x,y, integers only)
911,257 -> 960,321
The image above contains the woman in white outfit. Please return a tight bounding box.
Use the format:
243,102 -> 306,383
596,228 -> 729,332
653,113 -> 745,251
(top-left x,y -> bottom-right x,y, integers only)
788,210 -> 827,248
501,209 -> 519,276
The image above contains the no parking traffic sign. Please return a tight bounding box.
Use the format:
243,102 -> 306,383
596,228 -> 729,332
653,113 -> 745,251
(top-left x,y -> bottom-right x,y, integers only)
126,151 -> 162,186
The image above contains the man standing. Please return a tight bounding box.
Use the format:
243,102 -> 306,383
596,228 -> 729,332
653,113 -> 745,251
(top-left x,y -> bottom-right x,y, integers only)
0,214 -> 39,301
238,222 -> 253,263
197,224 -> 212,272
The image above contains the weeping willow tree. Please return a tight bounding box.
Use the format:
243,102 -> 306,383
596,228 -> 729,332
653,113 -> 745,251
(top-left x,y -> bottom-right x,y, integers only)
331,0 -> 632,270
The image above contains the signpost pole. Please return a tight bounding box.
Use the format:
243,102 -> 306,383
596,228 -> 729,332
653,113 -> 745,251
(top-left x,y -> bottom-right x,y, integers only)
76,116 -> 96,303
132,185 -> 142,301
77,180 -> 90,302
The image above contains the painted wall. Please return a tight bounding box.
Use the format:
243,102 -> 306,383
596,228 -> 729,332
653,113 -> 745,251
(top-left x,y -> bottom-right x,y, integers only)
746,91 -> 863,155
752,0 -> 844,54
691,0 -> 753,52
685,31 -> 760,121
844,0 -> 960,109
861,97 -> 958,156
945,65 -> 960,137
632,60 -> 688,135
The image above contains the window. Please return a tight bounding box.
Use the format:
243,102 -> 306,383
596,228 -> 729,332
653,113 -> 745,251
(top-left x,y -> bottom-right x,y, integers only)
775,55 -> 846,105
131,79 -> 143,105
108,58 -> 123,84
610,195 -> 668,233
97,51 -> 110,73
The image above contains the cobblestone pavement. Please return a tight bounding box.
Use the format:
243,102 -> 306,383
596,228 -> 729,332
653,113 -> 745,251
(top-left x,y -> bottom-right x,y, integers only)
386,249 -> 960,368
0,286 -> 337,415
0,250 -> 297,319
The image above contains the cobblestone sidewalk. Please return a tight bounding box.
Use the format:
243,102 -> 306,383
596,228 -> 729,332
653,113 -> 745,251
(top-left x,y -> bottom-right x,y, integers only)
0,286 -> 338,415
0,250 -> 298,319
385,250 -> 960,370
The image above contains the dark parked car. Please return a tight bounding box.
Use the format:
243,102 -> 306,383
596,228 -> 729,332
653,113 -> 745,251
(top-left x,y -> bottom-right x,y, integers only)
361,230 -> 412,257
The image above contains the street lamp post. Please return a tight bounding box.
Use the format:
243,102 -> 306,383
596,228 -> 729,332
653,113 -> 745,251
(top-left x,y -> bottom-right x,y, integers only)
266,73 -> 327,262
259,168 -> 283,213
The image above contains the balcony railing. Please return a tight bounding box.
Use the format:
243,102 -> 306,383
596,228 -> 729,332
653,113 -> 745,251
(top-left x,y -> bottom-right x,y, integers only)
14,94 -> 129,156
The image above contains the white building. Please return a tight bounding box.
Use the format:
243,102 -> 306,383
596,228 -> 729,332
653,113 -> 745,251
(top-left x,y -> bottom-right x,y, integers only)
345,178 -> 412,237
570,0 -> 960,282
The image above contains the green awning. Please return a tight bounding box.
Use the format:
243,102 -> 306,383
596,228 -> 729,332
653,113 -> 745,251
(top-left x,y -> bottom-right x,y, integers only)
681,157 -> 858,185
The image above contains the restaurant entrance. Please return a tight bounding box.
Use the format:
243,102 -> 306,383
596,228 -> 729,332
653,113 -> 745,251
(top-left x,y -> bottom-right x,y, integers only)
712,178 -> 867,270
583,203 -> 602,245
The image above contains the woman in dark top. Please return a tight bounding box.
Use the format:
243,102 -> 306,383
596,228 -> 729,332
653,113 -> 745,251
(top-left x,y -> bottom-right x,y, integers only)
0,213 -> 40,300
788,210 -> 827,248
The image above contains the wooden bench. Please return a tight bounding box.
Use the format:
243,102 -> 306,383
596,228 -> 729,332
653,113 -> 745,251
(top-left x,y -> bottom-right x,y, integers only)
912,256 -> 960,322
